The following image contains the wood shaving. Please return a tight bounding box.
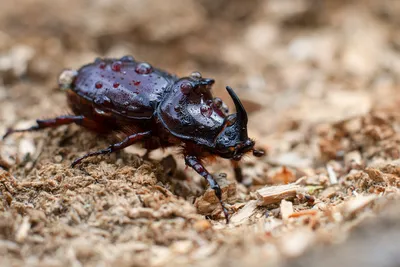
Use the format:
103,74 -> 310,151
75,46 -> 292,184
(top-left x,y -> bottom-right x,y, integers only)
256,184 -> 301,206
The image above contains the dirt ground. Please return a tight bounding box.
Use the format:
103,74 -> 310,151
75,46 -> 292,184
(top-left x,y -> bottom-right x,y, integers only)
1,0 -> 400,266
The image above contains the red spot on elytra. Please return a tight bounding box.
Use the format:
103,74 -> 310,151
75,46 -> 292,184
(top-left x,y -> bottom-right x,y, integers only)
95,82 -> 103,89
111,61 -> 122,72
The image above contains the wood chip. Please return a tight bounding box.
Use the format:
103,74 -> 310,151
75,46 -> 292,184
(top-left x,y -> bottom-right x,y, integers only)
230,200 -> 258,225
170,240 -> 193,254
15,216 -> 30,243
280,200 -> 293,221
341,194 -> 378,218
364,167 -> 385,182
193,220 -> 212,232
326,164 -> 338,185
256,183 -> 301,206
279,228 -> 315,257
319,186 -> 339,199
195,176 -> 237,215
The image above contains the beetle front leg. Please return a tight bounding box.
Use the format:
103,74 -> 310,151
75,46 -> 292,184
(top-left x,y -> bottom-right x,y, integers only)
231,160 -> 243,183
2,115 -> 92,139
185,155 -> 229,224
71,131 -> 151,167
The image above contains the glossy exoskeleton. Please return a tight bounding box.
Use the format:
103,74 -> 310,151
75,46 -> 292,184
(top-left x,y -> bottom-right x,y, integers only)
3,56 -> 264,223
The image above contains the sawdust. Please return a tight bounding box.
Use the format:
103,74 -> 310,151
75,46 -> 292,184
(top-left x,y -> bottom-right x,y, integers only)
1,0 -> 400,266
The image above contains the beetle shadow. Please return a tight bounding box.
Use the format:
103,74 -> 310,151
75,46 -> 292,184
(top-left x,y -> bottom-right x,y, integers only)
158,154 -> 205,199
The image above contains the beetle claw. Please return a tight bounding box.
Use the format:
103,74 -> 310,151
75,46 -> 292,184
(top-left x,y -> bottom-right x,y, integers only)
71,131 -> 151,168
222,205 -> 230,224
2,128 -> 13,140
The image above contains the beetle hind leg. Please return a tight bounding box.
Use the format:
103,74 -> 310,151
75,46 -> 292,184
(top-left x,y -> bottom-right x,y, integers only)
2,115 -> 92,140
71,131 -> 151,167
185,155 -> 230,224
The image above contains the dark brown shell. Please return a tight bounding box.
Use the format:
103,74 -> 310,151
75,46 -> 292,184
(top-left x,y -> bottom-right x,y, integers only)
157,78 -> 226,147
72,57 -> 177,119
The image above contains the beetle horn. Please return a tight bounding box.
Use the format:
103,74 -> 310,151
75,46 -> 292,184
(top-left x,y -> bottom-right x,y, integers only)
226,86 -> 248,138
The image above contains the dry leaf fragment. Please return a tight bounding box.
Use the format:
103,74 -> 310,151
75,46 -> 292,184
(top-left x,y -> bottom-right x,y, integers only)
271,166 -> 296,184
288,209 -> 318,218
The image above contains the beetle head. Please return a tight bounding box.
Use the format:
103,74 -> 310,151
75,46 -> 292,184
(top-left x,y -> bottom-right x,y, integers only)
158,77 -> 264,159
214,86 -> 264,160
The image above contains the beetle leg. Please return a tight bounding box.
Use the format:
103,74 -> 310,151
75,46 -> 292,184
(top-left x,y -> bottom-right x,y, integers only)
231,160 -> 243,183
142,150 -> 151,161
184,155 -> 229,224
2,115 -> 93,139
71,131 -> 151,167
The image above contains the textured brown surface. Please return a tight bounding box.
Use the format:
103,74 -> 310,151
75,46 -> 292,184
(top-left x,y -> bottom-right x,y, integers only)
1,1 -> 400,266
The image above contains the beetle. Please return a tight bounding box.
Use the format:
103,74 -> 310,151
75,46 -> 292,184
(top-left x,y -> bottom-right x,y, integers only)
3,56 -> 264,223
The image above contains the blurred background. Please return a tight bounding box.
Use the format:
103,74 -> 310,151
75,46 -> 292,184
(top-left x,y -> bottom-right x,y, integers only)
1,0 -> 399,140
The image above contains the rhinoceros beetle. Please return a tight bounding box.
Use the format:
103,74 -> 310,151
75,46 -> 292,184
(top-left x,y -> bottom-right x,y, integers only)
3,56 -> 264,223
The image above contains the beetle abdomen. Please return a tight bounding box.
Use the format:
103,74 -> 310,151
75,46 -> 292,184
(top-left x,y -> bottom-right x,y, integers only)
72,57 -> 177,119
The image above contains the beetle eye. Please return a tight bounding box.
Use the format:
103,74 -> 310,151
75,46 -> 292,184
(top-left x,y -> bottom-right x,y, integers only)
226,115 -> 236,126
180,82 -> 193,95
